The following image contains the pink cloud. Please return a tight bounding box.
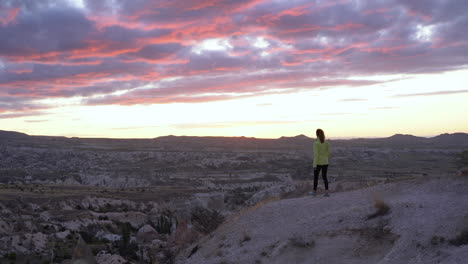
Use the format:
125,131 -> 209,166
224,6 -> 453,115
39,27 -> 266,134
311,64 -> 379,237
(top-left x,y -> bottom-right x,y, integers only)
363,8 -> 392,15
0,0 -> 467,113
407,9 -> 432,22
0,7 -> 20,26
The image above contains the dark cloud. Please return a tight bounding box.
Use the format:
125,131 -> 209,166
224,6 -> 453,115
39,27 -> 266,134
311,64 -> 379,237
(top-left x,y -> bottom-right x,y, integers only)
0,7 -> 94,57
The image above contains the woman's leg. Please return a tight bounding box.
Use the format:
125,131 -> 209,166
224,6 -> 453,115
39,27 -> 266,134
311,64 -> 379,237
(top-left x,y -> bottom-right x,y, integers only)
321,165 -> 329,190
313,166 -> 322,191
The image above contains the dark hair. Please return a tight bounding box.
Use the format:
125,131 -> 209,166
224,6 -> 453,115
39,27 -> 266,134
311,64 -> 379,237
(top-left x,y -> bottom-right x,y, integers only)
316,129 -> 325,143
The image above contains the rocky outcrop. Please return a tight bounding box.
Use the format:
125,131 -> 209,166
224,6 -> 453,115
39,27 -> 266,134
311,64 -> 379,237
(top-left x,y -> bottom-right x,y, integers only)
95,252 -> 127,264
193,192 -> 225,211
177,176 -> 468,264
137,224 -> 159,243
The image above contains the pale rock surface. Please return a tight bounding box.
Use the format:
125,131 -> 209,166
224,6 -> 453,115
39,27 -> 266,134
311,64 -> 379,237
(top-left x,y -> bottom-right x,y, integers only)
177,175 -> 468,264
137,224 -> 159,242
138,224 -> 157,234
193,192 -> 225,211
95,251 -> 127,264
55,230 -> 71,239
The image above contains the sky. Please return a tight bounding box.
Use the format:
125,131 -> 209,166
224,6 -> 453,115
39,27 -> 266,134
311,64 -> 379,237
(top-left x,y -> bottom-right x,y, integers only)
0,0 -> 467,139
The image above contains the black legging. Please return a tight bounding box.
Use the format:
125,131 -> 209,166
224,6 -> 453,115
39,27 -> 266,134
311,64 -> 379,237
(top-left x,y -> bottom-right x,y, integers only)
314,165 -> 329,191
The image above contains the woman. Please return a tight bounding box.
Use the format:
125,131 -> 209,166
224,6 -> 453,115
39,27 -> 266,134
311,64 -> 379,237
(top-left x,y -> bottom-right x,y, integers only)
311,129 -> 331,196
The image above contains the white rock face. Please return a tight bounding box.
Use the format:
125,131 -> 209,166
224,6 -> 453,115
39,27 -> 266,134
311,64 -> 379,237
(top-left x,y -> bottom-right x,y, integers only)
55,230 -> 71,239
138,224 -> 157,234
39,211 -> 51,221
94,231 -> 121,242
95,251 -> 127,264
28,232 -> 48,252
137,224 -> 159,243
176,176 -> 468,264
1,232 -> 48,254
193,192 -> 225,211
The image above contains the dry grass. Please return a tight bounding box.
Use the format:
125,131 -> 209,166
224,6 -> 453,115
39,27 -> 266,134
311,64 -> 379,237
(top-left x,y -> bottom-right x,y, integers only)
367,198 -> 390,220
191,207 -> 225,235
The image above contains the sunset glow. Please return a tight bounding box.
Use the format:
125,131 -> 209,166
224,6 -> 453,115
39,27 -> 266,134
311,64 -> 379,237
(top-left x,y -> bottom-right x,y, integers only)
1,0 -> 467,138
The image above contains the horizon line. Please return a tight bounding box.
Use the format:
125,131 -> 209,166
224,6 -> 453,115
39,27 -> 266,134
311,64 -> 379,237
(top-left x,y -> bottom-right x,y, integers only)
1,129 -> 465,141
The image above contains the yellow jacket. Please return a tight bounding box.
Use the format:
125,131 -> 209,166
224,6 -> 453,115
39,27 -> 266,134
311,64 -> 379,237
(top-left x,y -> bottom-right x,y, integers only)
313,139 -> 331,167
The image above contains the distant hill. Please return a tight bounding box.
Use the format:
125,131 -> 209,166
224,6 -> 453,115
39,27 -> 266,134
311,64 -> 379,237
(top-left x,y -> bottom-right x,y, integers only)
333,133 -> 468,149
0,130 -> 28,138
430,133 -> 468,146
387,133 -> 424,141
0,130 -> 467,150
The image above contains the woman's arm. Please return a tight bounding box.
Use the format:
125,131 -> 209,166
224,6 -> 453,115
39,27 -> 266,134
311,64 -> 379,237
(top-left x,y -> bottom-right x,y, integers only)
313,142 -> 318,168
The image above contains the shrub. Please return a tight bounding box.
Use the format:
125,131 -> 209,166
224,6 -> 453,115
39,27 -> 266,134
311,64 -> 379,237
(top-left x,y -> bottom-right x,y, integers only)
5,253 -> 16,261
363,223 -> 393,240
289,235 -> 315,248
154,209 -> 176,234
367,199 -> 390,220
156,214 -> 173,234
229,188 -> 250,206
112,222 -> 138,260
449,229 -> 468,246
431,236 -> 446,246
191,207 -> 225,235
241,233 -> 252,243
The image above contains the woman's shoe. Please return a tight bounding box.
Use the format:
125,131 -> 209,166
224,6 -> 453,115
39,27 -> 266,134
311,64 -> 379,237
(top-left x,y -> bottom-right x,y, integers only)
309,191 -> 316,196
